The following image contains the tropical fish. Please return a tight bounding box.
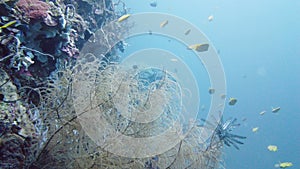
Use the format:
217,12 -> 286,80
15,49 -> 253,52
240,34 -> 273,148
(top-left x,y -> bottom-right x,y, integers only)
259,111 -> 266,115
267,145 -> 278,152
274,162 -> 293,168
252,127 -> 259,132
188,43 -> 209,52
160,20 -> 168,28
228,97 -> 237,105
117,14 -> 131,22
272,107 -> 280,113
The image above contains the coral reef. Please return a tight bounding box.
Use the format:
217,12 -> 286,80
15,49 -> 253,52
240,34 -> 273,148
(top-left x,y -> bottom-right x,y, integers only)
0,0 -> 239,168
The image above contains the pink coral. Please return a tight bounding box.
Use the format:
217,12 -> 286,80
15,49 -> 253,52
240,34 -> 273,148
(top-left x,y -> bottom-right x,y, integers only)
16,0 -> 50,20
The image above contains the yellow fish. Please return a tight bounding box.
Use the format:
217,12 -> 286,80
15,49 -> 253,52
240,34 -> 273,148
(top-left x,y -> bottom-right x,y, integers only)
275,162 -> 293,168
272,107 -> 280,113
252,127 -> 259,132
228,97 -> 237,105
160,20 -> 168,28
259,111 -> 266,115
188,43 -> 209,52
267,145 -> 278,152
117,14 -> 131,22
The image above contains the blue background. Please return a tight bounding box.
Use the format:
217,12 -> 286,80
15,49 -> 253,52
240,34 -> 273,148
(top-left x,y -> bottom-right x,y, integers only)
120,0 -> 300,168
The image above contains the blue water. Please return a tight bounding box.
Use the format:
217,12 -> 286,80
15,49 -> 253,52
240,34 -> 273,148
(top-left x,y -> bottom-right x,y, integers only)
120,0 -> 300,168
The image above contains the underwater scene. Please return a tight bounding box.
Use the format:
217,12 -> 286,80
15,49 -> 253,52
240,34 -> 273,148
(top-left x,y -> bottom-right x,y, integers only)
0,0 -> 299,168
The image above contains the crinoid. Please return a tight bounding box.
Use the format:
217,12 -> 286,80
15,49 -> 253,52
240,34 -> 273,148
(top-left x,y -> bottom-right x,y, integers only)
201,115 -> 247,150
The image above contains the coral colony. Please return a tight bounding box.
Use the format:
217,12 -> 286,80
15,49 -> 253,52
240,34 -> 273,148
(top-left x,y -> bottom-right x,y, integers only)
0,0 -> 245,168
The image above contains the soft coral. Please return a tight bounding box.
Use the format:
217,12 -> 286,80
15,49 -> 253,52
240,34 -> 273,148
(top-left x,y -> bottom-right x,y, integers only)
16,0 -> 50,20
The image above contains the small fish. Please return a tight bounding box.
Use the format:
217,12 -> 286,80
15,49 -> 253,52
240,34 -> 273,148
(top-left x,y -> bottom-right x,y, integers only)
228,97 -> 237,105
160,20 -> 168,28
188,43 -> 209,52
149,1 -> 157,7
184,29 -> 191,35
259,111 -> 266,115
208,15 -> 214,22
117,14 -> 131,22
252,127 -> 259,132
170,58 -> 178,62
267,145 -> 278,152
272,107 -> 280,113
275,162 -> 293,168
208,88 -> 215,94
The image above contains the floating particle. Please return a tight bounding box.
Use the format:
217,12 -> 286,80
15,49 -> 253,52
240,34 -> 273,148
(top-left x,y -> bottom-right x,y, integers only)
259,111 -> 266,115
272,107 -> 280,113
150,1 -> 157,7
228,97 -> 237,105
208,15 -> 214,22
160,20 -> 168,28
267,145 -> 278,152
252,127 -> 259,132
274,162 -> 293,168
188,43 -> 209,52
208,88 -> 215,94
184,29 -> 191,35
117,14 -> 130,22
